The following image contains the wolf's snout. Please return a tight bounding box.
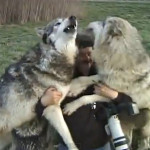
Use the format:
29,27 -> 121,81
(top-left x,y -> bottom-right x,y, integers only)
69,16 -> 76,26
64,16 -> 77,33
69,16 -> 76,21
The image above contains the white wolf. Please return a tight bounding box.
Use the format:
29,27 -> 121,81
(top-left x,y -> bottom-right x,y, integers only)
64,17 -> 150,150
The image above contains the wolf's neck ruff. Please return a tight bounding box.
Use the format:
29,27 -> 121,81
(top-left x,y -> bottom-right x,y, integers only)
40,42 -> 76,82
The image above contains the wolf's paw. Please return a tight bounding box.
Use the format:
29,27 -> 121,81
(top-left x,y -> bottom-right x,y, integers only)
68,144 -> 79,150
67,91 -> 79,97
63,102 -> 79,115
70,148 -> 78,150
137,137 -> 150,150
68,86 -> 86,97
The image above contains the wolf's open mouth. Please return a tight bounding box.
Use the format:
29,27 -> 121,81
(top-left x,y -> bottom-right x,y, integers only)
67,24 -> 76,30
64,24 -> 76,33
64,16 -> 77,33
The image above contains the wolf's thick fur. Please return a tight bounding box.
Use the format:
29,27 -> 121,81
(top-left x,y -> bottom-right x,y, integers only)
9,118 -> 58,150
0,16 -> 86,150
64,17 -> 150,150
92,17 -> 150,150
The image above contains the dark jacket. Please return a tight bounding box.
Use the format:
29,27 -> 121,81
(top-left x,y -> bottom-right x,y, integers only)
61,86 -> 109,150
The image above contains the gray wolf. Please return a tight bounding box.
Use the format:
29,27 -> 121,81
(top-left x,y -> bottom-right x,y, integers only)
63,17 -> 150,150
0,16 -> 90,150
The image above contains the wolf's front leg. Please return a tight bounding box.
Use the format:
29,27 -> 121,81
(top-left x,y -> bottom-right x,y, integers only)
137,137 -> 150,150
137,120 -> 150,150
43,105 -> 78,150
69,75 -> 100,97
63,94 -> 110,115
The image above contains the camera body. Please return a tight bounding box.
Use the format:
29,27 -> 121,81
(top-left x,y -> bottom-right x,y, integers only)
106,102 -> 139,117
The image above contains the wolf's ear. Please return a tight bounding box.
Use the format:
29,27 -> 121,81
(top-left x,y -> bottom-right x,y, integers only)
35,27 -> 45,37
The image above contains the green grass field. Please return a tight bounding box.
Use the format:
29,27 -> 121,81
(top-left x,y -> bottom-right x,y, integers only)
0,2 -> 150,76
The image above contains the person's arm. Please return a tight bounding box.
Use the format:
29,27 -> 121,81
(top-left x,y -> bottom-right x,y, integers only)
35,88 -> 62,119
94,84 -> 132,103
93,84 -> 133,121
35,97 -> 47,119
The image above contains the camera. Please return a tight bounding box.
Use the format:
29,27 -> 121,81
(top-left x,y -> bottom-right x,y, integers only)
105,102 -> 139,150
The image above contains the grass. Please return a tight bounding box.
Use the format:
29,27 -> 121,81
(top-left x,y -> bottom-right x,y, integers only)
0,2 -> 150,76
0,22 -> 45,74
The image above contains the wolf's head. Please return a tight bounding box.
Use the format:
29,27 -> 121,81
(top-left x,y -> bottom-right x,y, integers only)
86,17 -> 144,53
86,17 -> 148,70
36,16 -> 77,52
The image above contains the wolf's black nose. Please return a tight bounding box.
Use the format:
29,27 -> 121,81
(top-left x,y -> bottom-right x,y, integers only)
69,16 -> 76,21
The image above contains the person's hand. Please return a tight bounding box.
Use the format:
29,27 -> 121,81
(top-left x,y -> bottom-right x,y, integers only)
41,87 -> 62,107
94,83 -> 118,99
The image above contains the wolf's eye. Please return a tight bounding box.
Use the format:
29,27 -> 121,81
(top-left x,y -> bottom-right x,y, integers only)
55,22 -> 61,26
